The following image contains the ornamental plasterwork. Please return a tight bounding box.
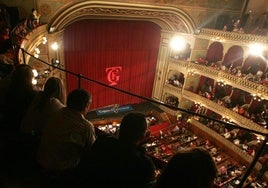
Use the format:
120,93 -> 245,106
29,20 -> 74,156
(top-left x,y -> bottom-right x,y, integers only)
48,2 -> 195,33
57,7 -> 187,31
151,0 -> 242,10
198,28 -> 268,45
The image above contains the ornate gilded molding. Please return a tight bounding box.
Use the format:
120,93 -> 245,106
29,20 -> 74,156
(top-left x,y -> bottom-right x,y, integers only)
198,28 -> 268,45
182,90 -> 268,135
164,84 -> 182,96
47,1 -> 196,33
19,25 -> 48,64
169,59 -> 268,101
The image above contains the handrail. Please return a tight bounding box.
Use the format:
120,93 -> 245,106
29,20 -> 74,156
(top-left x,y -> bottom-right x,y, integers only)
20,48 -> 268,187
20,48 -> 268,137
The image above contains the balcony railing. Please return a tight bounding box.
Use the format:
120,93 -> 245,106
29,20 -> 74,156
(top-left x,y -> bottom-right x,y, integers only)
190,119 -> 262,172
162,87 -> 268,135
168,59 -> 268,100
198,28 -> 268,45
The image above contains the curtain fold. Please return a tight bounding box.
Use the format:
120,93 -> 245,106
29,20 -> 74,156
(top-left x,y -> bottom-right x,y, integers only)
64,20 -> 161,109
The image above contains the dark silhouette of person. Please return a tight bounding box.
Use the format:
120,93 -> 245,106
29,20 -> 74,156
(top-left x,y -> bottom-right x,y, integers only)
79,112 -> 156,188
36,89 -> 95,187
156,147 -> 217,188
2,64 -> 38,132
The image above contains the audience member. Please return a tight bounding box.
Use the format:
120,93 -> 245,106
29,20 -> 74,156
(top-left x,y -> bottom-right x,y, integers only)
80,112 -> 156,188
0,64 -> 38,180
0,66 -> 13,121
156,147 -> 217,188
36,89 -> 95,185
0,25 -> 11,54
21,76 -> 66,136
18,76 -> 66,170
28,8 -> 41,29
2,64 -> 38,132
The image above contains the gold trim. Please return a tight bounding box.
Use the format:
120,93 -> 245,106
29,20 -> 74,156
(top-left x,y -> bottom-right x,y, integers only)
198,28 -> 268,45
47,1 -> 196,34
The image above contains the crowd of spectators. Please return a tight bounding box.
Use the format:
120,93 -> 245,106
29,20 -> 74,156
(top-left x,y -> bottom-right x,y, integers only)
164,95 -> 179,107
0,6 -> 42,78
0,64 -> 219,187
187,109 -> 268,185
191,108 -> 268,180
196,56 -> 268,87
1,5 -> 266,187
192,75 -> 268,128
166,73 -> 185,88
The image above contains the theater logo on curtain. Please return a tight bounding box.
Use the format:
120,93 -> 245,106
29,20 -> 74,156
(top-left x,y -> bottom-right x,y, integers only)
106,66 -> 122,86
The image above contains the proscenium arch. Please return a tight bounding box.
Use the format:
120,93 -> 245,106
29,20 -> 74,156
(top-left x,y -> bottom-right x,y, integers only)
47,1 -> 196,34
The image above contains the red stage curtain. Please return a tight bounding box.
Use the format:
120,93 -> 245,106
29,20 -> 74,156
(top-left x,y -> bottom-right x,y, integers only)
221,45 -> 244,68
205,42 -> 224,65
63,20 -> 161,109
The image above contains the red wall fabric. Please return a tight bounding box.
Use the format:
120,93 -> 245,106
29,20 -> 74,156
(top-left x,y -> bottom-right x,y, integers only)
205,42 -> 224,65
242,55 -> 267,73
222,45 -> 244,68
64,20 -> 161,109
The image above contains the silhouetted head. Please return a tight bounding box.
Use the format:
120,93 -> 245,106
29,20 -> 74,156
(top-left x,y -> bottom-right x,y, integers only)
12,64 -> 33,85
119,112 -> 147,145
67,89 -> 92,115
43,77 -> 66,104
157,147 -> 217,188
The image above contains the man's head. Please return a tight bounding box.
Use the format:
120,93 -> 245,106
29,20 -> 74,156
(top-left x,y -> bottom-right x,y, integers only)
67,89 -> 92,115
12,64 -> 33,85
119,112 -> 148,145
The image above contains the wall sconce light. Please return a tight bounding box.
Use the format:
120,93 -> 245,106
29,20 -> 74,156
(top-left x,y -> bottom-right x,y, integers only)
51,58 -> 60,67
188,70 -> 196,75
42,37 -> 47,44
32,69 -> 38,85
221,116 -> 232,123
216,80 -> 226,87
51,42 -> 60,66
170,36 -> 186,52
251,93 -> 264,101
34,48 -> 40,58
194,102 -> 202,107
44,68 -> 50,75
51,42 -> 58,51
256,135 -> 265,143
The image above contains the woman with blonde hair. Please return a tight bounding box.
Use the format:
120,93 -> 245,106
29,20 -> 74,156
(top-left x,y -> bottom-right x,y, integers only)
21,76 -> 66,136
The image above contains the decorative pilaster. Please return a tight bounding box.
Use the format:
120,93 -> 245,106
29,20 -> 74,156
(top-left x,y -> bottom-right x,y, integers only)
152,30 -> 173,101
